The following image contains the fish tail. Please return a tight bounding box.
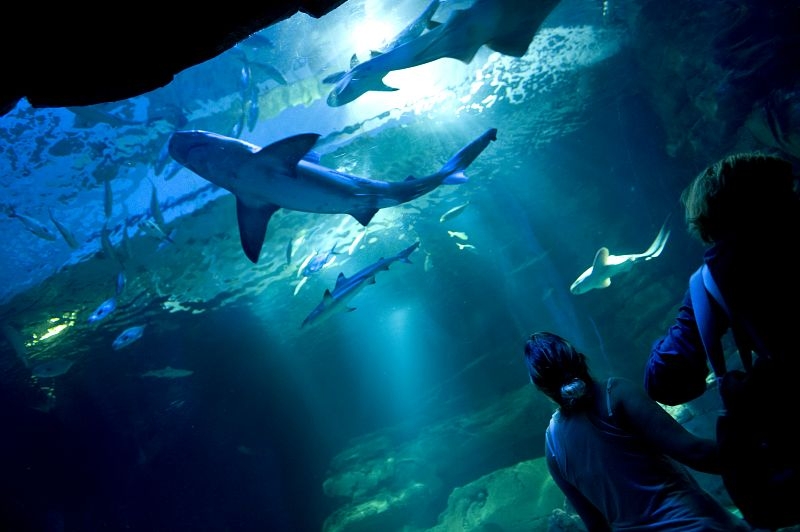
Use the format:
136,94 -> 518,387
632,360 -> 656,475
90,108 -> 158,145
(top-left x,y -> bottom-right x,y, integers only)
437,128 -> 497,184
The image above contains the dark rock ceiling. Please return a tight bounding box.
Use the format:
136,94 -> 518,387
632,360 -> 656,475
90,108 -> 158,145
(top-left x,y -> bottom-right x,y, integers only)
0,0 -> 348,116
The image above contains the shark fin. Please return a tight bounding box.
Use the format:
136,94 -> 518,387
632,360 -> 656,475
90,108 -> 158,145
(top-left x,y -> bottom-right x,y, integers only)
322,71 -> 347,85
346,307 -> 357,313
485,30 -> 537,58
372,79 -> 399,92
254,133 -> 321,178
592,247 -> 610,268
236,199 -> 279,263
601,277 -> 612,288
334,272 -> 348,289
349,208 -> 380,226
323,289 -> 334,302
350,53 -> 360,69
436,128 -> 497,181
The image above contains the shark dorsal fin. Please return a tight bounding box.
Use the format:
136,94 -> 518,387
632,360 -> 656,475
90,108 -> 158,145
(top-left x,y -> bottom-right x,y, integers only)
254,133 -> 321,178
323,289 -> 334,302
592,247 -> 610,268
350,53 -> 360,69
334,272 -> 348,288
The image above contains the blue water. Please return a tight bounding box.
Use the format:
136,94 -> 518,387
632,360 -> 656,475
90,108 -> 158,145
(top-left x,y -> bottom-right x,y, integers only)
1,0 -> 797,530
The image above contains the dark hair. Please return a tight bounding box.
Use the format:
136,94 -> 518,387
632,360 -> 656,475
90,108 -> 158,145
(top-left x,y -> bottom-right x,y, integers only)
681,152 -> 796,244
524,331 -> 593,413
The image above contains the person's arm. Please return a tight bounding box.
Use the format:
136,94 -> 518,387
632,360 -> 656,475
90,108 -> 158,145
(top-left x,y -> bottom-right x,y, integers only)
546,453 -> 611,532
644,289 -> 713,405
614,378 -> 721,473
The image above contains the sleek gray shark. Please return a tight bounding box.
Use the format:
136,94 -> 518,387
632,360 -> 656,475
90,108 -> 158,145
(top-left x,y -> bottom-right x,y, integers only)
168,128 -> 497,263
322,0 -> 562,106
301,241 -> 420,328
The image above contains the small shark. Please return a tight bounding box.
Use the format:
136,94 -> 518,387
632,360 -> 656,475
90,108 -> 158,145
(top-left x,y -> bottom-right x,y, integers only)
302,241 -> 420,328
141,366 -> 194,379
168,128 -> 497,263
570,218 -> 671,295
323,0 -> 562,106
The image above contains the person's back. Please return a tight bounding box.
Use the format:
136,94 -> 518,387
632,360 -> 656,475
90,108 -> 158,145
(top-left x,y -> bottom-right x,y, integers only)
645,152 -> 800,405
644,152 -> 800,529
525,332 -> 750,531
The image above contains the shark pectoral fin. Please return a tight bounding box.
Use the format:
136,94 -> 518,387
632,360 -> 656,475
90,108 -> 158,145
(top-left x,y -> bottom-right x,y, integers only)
375,80 -> 399,92
255,133 -> 321,178
349,208 -> 380,226
601,277 -> 612,288
322,71 -> 346,85
236,200 -> 279,263
486,29 -> 538,58
592,247 -> 610,268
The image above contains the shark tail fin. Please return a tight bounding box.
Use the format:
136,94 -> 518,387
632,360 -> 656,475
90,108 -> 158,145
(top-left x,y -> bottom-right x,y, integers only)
436,128 -> 497,184
399,241 -> 421,262
644,215 -> 672,258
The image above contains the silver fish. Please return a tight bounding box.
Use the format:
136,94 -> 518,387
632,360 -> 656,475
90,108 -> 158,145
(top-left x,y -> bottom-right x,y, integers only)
149,181 -> 166,230
48,208 -> 80,249
31,357 -> 74,378
88,297 -> 117,323
141,366 -> 194,379
112,325 -> 145,350
9,209 -> 57,241
439,201 -> 469,223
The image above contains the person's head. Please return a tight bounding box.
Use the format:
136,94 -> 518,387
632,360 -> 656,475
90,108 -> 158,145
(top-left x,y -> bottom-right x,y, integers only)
681,152 -> 797,244
524,331 -> 593,413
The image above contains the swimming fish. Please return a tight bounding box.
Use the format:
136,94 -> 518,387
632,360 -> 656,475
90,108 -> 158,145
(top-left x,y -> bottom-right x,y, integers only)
168,128 -> 497,263
149,180 -> 166,230
140,366 -> 193,379
301,241 -> 420,328
8,209 -> 57,241
322,0 -> 562,106
48,208 -> 80,249
447,230 -> 469,240
439,201 -> 470,223
570,217 -> 671,295
87,297 -> 117,323
31,358 -> 74,378
112,325 -> 145,350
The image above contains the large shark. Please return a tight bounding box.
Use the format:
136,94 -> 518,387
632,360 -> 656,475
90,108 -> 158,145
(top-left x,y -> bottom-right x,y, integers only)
570,218 -> 671,295
301,241 -> 420,328
323,0 -> 562,106
168,128 -> 497,263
